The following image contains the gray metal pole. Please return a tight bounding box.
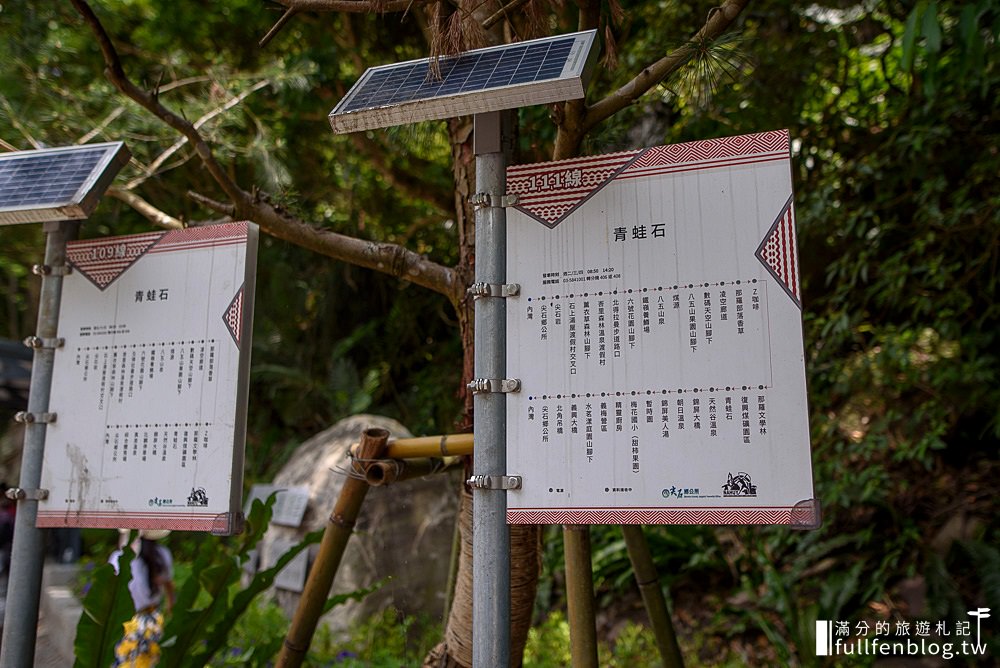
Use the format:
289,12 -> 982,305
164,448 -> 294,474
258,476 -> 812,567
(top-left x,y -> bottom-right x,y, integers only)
0,220 -> 76,668
472,111 -> 511,668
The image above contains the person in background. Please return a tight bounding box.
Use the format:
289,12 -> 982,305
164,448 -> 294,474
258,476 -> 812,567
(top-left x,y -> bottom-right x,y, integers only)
109,529 -> 175,667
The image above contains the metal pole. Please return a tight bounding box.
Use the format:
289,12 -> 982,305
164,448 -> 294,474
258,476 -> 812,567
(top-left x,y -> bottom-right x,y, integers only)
472,110 -> 511,668
0,220 -> 77,668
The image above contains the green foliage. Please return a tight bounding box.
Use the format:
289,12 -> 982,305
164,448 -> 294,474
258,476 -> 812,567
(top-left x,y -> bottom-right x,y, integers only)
205,598 -> 288,667
72,497 -> 323,667
203,583 -> 384,667
303,607 -> 441,668
523,611 -> 674,668
157,497 -> 322,667
523,610 -> 572,668
74,548 -> 137,668
0,0 -> 463,466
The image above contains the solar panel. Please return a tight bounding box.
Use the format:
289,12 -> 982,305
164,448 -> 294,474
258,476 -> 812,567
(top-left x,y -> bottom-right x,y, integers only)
330,30 -> 598,134
0,142 -> 131,225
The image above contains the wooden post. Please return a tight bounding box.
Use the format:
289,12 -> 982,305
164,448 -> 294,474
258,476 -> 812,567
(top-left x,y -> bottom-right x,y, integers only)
563,524 -> 598,668
275,427 -> 389,668
622,525 -> 685,668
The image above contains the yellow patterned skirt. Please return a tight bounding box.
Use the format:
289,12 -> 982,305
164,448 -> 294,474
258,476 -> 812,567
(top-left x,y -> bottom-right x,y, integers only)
111,608 -> 164,667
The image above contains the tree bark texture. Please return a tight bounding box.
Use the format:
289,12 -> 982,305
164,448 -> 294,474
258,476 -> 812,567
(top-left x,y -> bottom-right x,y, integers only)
425,491 -> 540,668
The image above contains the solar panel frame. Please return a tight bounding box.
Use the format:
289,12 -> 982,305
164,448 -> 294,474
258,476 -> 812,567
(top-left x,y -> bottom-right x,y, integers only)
0,142 -> 131,225
329,30 -> 598,134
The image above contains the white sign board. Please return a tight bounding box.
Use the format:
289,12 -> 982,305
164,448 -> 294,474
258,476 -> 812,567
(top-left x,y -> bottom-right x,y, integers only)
506,130 -> 817,526
38,222 -> 258,535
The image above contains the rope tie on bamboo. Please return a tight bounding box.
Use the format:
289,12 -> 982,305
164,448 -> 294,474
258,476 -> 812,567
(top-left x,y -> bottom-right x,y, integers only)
331,462 -> 367,482
283,638 -> 308,653
340,452 -> 387,482
439,435 -> 449,457
328,512 -> 355,529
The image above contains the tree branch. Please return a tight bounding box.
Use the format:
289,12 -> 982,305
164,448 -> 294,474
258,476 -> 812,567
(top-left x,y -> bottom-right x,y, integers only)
260,8 -> 299,48
482,0 -> 530,30
107,186 -> 185,229
125,78 -> 272,190
71,0 -> 247,206
0,95 -> 42,149
274,0 -> 431,13
189,190 -> 460,302
71,0 -> 458,302
550,0 -> 601,159
582,0 -> 750,132
77,105 -> 126,144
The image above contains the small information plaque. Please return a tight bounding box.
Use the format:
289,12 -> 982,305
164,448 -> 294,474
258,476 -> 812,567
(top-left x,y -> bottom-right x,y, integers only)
268,536 -> 309,593
245,484 -> 311,528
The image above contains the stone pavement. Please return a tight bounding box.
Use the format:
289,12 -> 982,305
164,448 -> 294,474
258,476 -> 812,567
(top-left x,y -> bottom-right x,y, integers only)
0,564 -> 79,666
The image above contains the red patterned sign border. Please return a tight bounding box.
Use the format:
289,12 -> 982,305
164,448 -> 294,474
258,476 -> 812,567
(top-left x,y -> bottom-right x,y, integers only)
506,130 -> 791,228
507,507 -> 796,525
37,510 -> 226,532
68,232 -> 164,291
754,194 -> 801,307
223,285 -> 245,348
67,222 -> 250,291
149,221 -> 249,255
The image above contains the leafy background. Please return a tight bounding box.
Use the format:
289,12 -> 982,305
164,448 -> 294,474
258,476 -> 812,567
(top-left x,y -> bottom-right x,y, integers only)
1,1 -> 998,665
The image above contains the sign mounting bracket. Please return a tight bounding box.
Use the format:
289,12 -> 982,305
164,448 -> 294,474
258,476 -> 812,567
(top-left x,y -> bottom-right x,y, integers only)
467,282 -> 520,299
466,377 -> 521,394
467,475 -> 522,491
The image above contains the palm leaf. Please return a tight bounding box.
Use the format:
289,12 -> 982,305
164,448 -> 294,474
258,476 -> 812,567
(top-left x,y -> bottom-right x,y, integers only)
73,549 -> 136,668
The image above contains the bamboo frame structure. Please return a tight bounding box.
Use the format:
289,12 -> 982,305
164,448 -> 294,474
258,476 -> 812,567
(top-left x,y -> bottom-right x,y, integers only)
350,433 -> 473,459
277,430 -> 686,667
363,456 -> 461,487
276,427 -> 390,668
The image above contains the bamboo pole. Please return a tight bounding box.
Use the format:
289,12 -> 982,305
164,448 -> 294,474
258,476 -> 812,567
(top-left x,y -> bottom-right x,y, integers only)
350,433 -> 473,460
363,456 -> 461,486
275,427 -> 389,668
563,524 -> 598,668
622,525 -> 685,668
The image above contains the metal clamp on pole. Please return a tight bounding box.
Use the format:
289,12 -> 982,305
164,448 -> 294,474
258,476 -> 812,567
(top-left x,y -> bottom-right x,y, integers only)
4,488 -> 49,501
467,378 -> 521,394
467,282 -> 520,299
23,335 -> 64,349
31,263 -> 72,276
469,192 -> 519,209
467,475 -> 522,490
14,411 -> 56,424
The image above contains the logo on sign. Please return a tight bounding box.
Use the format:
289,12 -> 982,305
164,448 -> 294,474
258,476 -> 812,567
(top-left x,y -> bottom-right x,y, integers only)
722,472 -> 757,497
187,487 -> 209,507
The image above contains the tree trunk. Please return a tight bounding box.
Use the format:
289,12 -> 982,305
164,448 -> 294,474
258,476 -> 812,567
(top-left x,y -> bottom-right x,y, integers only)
426,491 -> 540,668
426,76 -> 543,667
